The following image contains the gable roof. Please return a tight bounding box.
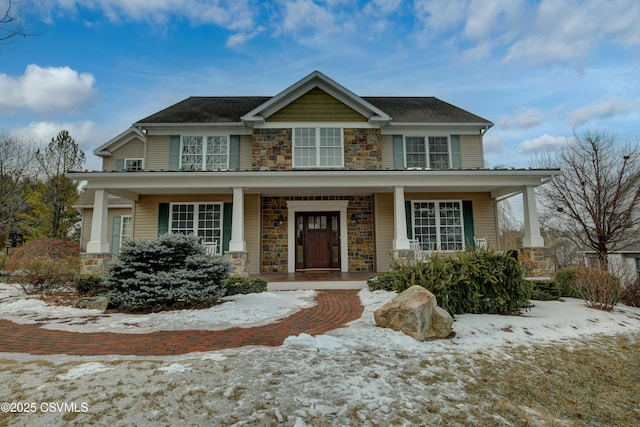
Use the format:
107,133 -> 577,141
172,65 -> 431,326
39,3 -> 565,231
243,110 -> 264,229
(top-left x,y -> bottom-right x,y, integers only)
134,71 -> 493,127
94,126 -> 145,157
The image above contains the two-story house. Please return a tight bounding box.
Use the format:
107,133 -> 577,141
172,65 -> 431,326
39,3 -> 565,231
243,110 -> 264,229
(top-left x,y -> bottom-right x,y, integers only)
70,71 -> 559,277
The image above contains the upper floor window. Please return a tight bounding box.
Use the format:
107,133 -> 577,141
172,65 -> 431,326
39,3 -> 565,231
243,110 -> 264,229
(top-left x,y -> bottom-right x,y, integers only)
124,158 -> 144,171
405,136 -> 450,169
412,200 -> 464,251
181,136 -> 229,171
293,127 -> 343,168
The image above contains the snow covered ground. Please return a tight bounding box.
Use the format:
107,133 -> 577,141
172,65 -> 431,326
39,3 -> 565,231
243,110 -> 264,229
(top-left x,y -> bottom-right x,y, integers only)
1,282 -> 639,426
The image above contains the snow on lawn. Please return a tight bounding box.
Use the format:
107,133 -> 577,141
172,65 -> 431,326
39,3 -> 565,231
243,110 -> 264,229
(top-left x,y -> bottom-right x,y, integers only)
1,282 -> 640,426
0,283 -> 317,333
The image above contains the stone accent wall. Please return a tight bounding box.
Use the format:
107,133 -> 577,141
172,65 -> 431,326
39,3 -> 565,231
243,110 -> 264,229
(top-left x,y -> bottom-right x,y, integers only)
80,253 -> 112,274
343,128 -> 382,170
252,128 -> 292,171
347,195 -> 375,271
261,195 -> 375,273
518,247 -> 554,278
222,252 -> 250,277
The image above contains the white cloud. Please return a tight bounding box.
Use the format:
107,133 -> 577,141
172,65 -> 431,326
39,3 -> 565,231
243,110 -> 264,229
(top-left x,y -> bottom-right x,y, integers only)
568,97 -> 639,126
10,121 -> 96,150
0,65 -> 97,115
518,134 -> 569,154
278,0 -> 339,38
225,27 -> 265,48
482,135 -> 503,154
500,109 -> 545,129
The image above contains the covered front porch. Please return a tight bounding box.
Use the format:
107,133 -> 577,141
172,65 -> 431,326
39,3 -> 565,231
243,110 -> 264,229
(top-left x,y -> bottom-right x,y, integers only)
70,169 -> 559,277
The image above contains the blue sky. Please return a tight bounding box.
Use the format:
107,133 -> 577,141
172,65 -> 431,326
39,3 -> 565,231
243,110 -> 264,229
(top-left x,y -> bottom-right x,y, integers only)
1,0 -> 639,171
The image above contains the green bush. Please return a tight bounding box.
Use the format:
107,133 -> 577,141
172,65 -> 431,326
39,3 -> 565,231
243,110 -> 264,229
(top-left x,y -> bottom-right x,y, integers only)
224,277 -> 268,296
529,279 -> 561,301
105,233 -> 227,310
555,267 -> 579,298
368,250 -> 531,316
366,272 -> 396,291
0,254 -> 7,272
75,274 -> 110,296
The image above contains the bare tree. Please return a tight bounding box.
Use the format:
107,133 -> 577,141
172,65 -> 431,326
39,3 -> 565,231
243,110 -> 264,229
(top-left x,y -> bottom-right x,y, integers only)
497,199 -> 523,252
0,133 -> 38,245
534,130 -> 640,269
1,1 -> 36,43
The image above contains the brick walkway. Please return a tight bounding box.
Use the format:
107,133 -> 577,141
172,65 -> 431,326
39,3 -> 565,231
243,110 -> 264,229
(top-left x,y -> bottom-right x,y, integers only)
0,290 -> 363,356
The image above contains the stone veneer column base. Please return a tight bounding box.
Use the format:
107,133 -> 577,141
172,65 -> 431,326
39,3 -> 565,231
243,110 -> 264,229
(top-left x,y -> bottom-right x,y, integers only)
390,249 -> 419,267
222,251 -> 250,277
518,247 -> 553,278
80,253 -> 112,275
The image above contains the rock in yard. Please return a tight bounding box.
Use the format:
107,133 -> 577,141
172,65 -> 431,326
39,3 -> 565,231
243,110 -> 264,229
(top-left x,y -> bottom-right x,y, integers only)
73,296 -> 110,311
373,285 -> 453,341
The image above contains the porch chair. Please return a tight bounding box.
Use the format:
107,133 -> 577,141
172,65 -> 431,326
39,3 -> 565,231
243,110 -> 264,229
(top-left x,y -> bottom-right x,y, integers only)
202,241 -> 219,257
408,238 -> 425,262
473,236 -> 488,250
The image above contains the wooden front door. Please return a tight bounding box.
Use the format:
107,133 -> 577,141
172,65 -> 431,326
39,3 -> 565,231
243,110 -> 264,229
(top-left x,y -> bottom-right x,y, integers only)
295,212 -> 340,270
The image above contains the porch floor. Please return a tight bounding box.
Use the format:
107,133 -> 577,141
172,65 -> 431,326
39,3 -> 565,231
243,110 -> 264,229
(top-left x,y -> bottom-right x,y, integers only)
252,271 -> 375,291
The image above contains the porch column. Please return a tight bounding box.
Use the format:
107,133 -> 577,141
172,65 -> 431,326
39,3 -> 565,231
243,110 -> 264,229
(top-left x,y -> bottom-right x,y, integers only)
229,187 -> 246,251
522,185 -> 544,247
86,189 -> 110,253
393,186 -> 411,250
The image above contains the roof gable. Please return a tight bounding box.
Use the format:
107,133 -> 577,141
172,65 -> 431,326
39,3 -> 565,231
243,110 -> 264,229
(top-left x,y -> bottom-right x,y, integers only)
94,126 -> 145,157
242,71 -> 391,125
267,87 -> 367,122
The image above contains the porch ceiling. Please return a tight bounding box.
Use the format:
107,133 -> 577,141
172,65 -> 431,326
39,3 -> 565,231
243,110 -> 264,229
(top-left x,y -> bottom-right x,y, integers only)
68,169 -> 560,201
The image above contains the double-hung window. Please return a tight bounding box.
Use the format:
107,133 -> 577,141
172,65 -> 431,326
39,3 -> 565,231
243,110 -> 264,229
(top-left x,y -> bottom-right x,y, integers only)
170,203 -> 223,254
412,201 -> 464,251
404,136 -> 450,169
181,136 -> 229,171
124,158 -> 144,171
293,127 -> 343,168
119,216 -> 132,247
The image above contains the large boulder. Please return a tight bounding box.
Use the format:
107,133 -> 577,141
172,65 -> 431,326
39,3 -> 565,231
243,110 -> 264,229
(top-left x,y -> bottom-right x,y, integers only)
374,285 -> 453,341
73,296 -> 110,311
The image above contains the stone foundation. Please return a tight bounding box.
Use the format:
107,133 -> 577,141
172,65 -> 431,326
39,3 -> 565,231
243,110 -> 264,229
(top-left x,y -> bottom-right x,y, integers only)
390,249 -> 420,266
80,253 -> 112,275
222,251 -> 250,277
518,247 -> 554,277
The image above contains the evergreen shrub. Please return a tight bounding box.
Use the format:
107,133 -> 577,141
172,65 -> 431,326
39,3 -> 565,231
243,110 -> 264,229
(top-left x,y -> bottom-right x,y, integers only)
75,274 -> 110,296
529,279 -> 561,301
554,267 -> 579,298
367,249 -> 531,316
224,277 -> 268,295
105,233 -> 227,310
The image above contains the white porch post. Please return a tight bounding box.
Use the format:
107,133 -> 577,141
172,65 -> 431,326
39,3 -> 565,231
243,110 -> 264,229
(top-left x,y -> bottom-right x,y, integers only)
229,187 -> 246,251
393,186 -> 411,250
522,185 -> 545,247
86,189 -> 110,253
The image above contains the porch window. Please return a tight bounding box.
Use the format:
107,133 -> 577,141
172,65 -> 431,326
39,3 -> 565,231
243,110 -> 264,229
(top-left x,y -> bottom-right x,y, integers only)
119,215 -> 132,247
293,127 -> 343,168
412,201 -> 464,251
170,203 -> 223,253
181,136 -> 229,171
124,158 -> 144,171
404,136 -> 450,169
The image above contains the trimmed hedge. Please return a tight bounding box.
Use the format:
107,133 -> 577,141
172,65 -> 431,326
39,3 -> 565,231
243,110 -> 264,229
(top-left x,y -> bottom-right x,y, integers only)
529,280 -> 561,301
224,277 -> 268,296
367,250 -> 531,316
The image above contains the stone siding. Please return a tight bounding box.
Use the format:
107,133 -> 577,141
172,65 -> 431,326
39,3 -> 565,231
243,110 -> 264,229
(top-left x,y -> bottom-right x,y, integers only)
261,195 -> 375,273
252,128 -> 292,170
343,128 -> 382,170
80,253 -> 112,275
222,251 -> 250,277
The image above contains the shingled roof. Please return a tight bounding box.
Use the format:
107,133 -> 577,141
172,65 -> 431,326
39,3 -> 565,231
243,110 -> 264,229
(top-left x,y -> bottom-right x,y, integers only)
136,95 -> 492,125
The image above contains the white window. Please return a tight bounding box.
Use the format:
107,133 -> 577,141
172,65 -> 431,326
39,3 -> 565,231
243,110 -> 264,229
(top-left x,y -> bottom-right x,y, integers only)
124,158 -> 144,171
404,136 -> 450,169
170,203 -> 223,254
293,127 -> 343,168
181,136 -> 229,171
119,215 -> 132,247
412,201 -> 464,251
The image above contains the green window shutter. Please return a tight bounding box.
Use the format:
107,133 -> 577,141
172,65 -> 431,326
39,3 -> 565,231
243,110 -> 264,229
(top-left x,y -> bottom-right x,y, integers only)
115,159 -> 124,171
158,203 -> 170,235
450,135 -> 461,169
111,216 -> 122,254
405,200 -> 413,239
393,135 -> 404,169
222,202 -> 233,253
229,135 -> 240,171
169,135 -> 181,170
462,200 -> 475,249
